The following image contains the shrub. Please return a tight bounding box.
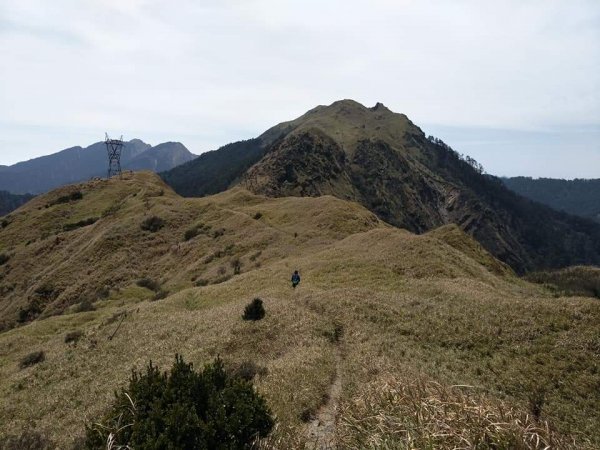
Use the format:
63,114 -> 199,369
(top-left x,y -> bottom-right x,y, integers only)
84,355 -> 274,449
63,217 -> 98,232
184,226 -> 200,241
231,360 -> 268,381
212,228 -> 225,239
195,279 -> 209,287
151,290 -> 169,301
231,258 -> 242,275
65,330 -> 84,345
0,253 -> 9,266
0,429 -> 54,450
137,277 -> 160,292
50,190 -> 83,206
253,212 -> 263,220
19,351 -> 45,369
243,298 -> 265,321
1,219 -> 8,228
75,299 -> 96,313
140,216 -> 165,232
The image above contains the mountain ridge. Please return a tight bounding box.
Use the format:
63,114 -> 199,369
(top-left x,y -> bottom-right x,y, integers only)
163,100 -> 600,273
0,139 -> 195,195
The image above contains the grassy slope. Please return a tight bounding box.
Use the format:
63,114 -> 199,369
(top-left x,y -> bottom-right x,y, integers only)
0,172 -> 599,448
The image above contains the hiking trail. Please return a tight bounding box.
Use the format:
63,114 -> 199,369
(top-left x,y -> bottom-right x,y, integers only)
305,349 -> 343,449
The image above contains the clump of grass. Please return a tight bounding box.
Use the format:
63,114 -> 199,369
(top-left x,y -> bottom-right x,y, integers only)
62,217 -> 98,232
19,351 -> 45,369
65,330 -> 84,345
243,298 -> 265,321
0,253 -> 9,266
140,216 -> 165,232
48,190 -> 83,207
184,226 -> 201,241
151,290 -> 169,301
230,360 -> 269,381
136,277 -> 160,292
253,212 -> 263,220
75,299 -> 96,313
231,258 -> 242,275
195,278 -> 209,287
338,376 -> 570,449
0,429 -> 55,449
212,228 -> 225,239
323,322 -> 344,344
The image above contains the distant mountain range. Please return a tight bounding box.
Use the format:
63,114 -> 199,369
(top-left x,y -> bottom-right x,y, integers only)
162,100 -> 600,273
502,177 -> 600,223
0,139 -> 195,195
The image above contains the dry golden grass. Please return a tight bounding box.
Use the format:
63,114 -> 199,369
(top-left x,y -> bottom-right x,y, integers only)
0,172 -> 599,448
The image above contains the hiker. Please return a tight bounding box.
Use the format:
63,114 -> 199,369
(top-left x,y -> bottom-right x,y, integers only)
291,270 -> 301,288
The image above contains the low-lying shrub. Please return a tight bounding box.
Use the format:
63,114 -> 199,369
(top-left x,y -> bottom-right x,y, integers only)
0,253 -> 9,266
253,212 -> 263,220
75,299 -> 96,313
136,277 -> 160,292
63,217 -> 98,232
84,355 -> 274,449
19,351 -> 45,369
151,290 -> 169,301
140,216 -> 165,232
65,330 -> 84,345
243,298 -> 265,321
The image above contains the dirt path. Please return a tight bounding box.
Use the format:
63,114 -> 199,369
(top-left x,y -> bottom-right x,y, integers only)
305,350 -> 343,449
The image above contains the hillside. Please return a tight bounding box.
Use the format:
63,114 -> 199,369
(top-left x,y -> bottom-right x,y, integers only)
162,100 -> 600,273
0,139 -> 195,195
0,191 -> 34,216
0,172 -> 599,448
503,177 -> 600,223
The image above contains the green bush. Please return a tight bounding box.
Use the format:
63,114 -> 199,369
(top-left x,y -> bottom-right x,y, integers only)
49,190 -> 83,206
19,351 -> 45,369
65,330 -> 84,345
151,290 -> 169,301
0,253 -> 9,266
63,217 -> 98,232
140,216 -> 165,232
136,277 -> 160,292
243,298 -> 265,321
75,299 -> 96,313
184,226 -> 201,241
84,355 -> 274,449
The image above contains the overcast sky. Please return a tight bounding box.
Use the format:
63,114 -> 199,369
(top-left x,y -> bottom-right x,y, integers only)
1,0 -> 598,178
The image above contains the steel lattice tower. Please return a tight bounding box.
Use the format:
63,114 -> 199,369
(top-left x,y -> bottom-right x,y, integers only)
105,133 -> 124,178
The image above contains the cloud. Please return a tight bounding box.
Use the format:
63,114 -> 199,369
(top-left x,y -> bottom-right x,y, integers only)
0,0 -> 598,176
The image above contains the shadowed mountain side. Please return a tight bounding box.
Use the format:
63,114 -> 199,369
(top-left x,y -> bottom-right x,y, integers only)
503,176 -> 600,223
0,191 -> 34,216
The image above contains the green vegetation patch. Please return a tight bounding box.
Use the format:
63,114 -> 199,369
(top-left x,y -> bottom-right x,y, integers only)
84,355 -> 274,449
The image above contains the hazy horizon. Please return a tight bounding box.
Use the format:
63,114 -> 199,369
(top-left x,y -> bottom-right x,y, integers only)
1,0 -> 598,178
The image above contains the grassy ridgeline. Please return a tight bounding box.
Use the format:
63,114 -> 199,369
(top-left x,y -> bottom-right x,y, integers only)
0,172 -> 598,448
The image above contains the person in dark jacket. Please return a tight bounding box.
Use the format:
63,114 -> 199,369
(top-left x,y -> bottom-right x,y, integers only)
291,270 -> 301,288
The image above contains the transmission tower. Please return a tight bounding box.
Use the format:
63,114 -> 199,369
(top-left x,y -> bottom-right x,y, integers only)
105,133 -> 124,178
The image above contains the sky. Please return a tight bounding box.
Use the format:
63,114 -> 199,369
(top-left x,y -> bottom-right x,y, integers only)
0,0 -> 598,178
